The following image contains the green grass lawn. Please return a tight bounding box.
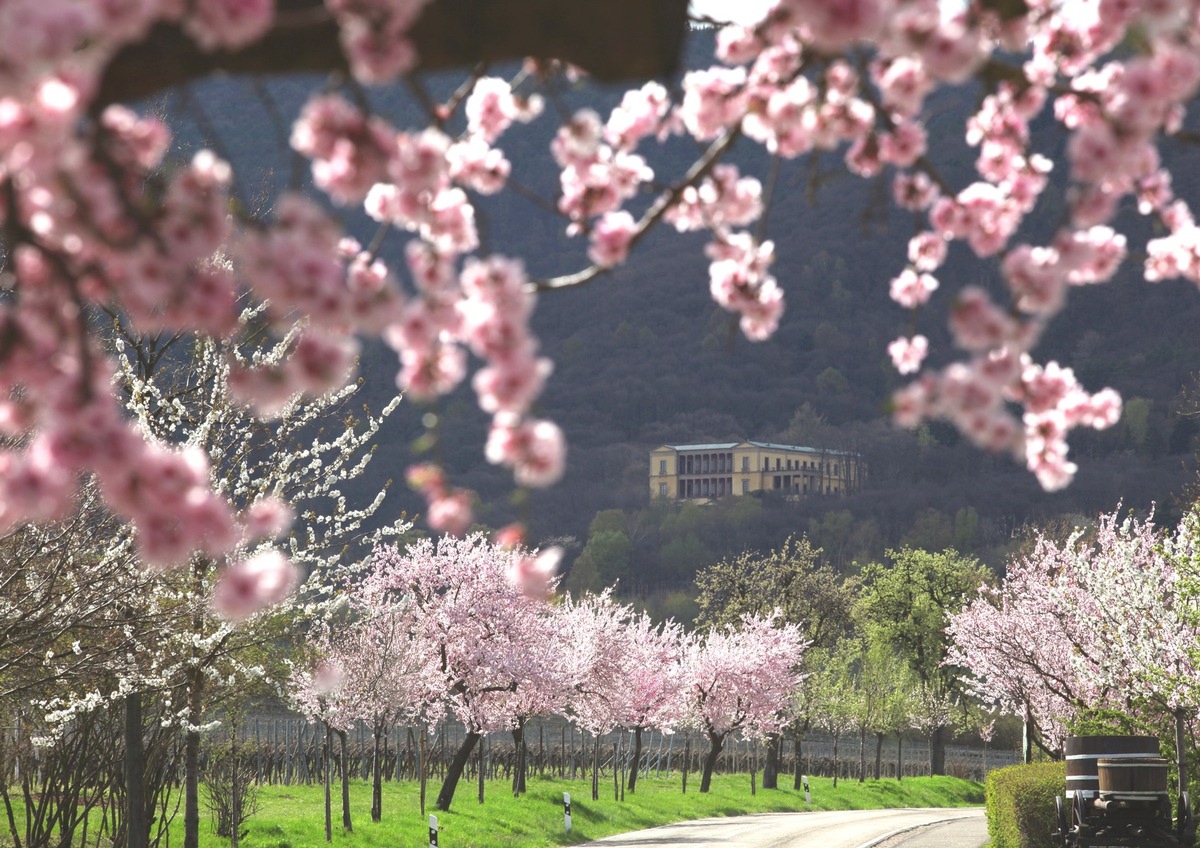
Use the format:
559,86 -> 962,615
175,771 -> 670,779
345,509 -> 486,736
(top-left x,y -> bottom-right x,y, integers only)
196,773 -> 983,848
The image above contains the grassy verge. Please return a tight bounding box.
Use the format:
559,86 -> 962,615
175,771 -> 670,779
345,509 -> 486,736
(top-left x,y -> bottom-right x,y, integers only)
185,773 -> 983,848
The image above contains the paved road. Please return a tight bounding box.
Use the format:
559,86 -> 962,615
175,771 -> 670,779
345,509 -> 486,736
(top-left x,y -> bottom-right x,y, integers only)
580,807 -> 986,848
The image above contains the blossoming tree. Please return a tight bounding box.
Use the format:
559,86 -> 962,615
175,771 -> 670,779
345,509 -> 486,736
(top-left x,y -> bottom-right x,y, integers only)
11,307 -> 406,848
361,534 -> 562,811
608,611 -> 690,794
948,509 -> 1200,777
556,591 -> 689,797
292,599 -> 438,826
682,612 -> 807,793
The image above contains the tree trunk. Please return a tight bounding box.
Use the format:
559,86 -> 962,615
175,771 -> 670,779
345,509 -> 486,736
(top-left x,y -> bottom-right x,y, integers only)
930,724 -> 946,776
682,734 -> 690,794
125,692 -> 148,848
762,732 -> 780,790
418,725 -> 427,815
230,726 -> 241,848
832,733 -> 840,788
477,733 -> 485,804
793,729 -> 804,791
434,730 -> 481,812
323,724 -> 332,843
1176,709 -> 1190,799
627,727 -> 644,793
613,741 -> 620,801
897,732 -> 903,781
511,722 -> 527,796
874,732 -> 884,781
337,729 -> 352,831
371,720 -> 383,822
591,734 -> 600,801
699,732 -> 724,793
183,669 -> 203,848
184,558 -> 208,848
859,726 -> 867,782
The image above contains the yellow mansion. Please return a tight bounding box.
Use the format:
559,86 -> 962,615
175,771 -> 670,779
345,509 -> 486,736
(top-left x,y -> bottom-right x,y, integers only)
649,441 -> 866,502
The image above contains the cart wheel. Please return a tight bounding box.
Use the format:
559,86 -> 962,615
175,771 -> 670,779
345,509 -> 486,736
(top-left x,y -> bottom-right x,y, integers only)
1057,795 -> 1069,838
1179,791 -> 1193,846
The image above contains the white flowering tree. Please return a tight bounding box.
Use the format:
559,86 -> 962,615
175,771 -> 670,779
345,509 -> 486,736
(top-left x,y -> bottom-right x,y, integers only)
7,307 -> 409,848
0,484 -> 174,848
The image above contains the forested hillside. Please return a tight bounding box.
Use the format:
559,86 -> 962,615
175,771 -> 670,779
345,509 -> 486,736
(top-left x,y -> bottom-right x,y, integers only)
167,28 -> 1200,596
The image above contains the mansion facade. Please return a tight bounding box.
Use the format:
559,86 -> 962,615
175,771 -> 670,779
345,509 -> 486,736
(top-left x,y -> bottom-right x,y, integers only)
649,440 -> 866,502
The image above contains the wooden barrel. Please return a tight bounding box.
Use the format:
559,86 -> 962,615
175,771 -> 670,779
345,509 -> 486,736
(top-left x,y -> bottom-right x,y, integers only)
1098,756 -> 1169,799
1065,736 -> 1160,798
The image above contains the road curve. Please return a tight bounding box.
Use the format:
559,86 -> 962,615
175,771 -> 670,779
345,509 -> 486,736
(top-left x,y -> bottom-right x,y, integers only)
579,807 -> 986,848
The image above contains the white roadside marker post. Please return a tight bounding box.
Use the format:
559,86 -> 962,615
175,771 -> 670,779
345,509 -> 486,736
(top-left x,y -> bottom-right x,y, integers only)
428,814 -> 438,847
803,775 -> 811,804
564,792 -> 572,832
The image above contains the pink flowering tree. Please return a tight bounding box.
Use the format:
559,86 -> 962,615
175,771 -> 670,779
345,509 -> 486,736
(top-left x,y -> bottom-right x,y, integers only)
295,600 -> 439,824
682,612 -> 807,793
609,612 -> 689,794
948,508 -> 1200,769
554,590 -> 636,800
6,0 -> 1200,580
556,592 -> 690,797
361,534 -> 560,811
946,538 -> 1096,754
289,658 -> 355,842
474,606 -> 571,798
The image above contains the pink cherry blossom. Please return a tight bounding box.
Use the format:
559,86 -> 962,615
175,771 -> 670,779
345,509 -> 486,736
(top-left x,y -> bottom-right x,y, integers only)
605,82 -> 670,151
507,546 -> 562,600
889,267 -> 938,309
425,489 -> 473,536
907,232 -> 947,271
587,210 -> 637,267
212,549 -> 300,621
888,334 -> 929,375
485,416 -> 567,488
7,0 -> 1200,560
465,77 -> 520,143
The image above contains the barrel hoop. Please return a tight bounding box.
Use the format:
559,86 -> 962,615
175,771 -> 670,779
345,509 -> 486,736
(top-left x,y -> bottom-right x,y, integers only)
1067,776 -> 1099,782
1066,752 -> 1158,760
1101,791 -> 1169,799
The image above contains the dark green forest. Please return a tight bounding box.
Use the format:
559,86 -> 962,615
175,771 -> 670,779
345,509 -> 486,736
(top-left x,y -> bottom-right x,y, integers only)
167,28 -> 1200,608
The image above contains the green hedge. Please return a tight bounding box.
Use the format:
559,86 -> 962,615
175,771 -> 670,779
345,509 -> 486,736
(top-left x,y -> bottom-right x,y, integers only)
986,762 -> 1066,848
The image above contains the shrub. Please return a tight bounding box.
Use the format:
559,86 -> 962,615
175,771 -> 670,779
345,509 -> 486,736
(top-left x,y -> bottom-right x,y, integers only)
203,738 -> 261,842
986,761 -> 1066,848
